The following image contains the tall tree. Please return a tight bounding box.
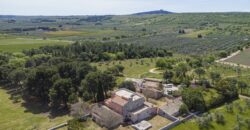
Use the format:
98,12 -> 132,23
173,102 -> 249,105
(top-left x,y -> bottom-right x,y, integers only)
215,78 -> 238,100
210,72 -> 221,86
49,78 -> 76,108
182,88 -> 206,112
237,81 -> 248,94
25,66 -> 57,102
9,69 -> 26,88
163,70 -> 174,83
194,68 -> 205,80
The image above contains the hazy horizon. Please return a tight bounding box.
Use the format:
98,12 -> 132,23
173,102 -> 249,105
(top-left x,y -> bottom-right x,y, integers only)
1,0 -> 250,16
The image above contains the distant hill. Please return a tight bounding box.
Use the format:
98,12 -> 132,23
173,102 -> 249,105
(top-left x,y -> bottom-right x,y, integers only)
133,10 -> 173,15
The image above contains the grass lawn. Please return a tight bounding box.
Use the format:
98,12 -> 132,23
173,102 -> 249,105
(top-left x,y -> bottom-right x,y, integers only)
172,99 -> 250,130
0,88 -> 71,130
44,31 -> 90,37
225,48 -> 250,66
0,37 -> 71,52
92,58 -> 163,85
148,115 -> 172,130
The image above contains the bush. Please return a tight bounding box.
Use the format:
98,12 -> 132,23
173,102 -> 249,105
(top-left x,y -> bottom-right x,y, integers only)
196,116 -> 212,129
68,118 -> 84,130
225,103 -> 234,113
179,104 -> 189,116
245,118 -> 250,129
215,112 -> 225,124
119,81 -> 136,92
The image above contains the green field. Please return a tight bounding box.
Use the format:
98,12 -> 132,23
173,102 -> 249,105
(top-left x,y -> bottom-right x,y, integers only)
179,29 -> 213,38
1,13 -> 250,54
225,48 -> 250,66
0,88 -> 71,130
92,58 -> 163,84
0,37 -> 71,52
173,98 -> 250,130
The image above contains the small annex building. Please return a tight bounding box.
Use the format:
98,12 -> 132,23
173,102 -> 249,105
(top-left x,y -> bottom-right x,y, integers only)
141,78 -> 164,99
91,104 -> 124,129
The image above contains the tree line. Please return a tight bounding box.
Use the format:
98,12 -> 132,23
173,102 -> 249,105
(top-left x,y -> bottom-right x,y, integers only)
0,41 -> 172,110
23,42 -> 172,62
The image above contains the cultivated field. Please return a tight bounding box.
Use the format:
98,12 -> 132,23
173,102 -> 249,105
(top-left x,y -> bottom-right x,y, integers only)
225,48 -> 250,66
0,36 -> 71,52
1,13 -> 250,54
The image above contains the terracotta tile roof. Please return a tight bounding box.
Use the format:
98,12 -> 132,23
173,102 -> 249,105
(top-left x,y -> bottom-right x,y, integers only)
112,95 -> 128,106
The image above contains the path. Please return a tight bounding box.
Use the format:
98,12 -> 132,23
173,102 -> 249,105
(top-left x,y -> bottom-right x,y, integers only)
149,68 -> 163,74
216,50 -> 241,62
225,74 -> 250,78
239,94 -> 250,100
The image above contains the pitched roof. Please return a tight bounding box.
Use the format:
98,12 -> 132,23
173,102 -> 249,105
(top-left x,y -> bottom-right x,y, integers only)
112,95 -> 128,106
91,104 -> 122,118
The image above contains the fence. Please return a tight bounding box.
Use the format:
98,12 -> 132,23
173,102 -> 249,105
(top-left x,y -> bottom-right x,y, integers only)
159,112 -> 199,130
47,114 -> 91,130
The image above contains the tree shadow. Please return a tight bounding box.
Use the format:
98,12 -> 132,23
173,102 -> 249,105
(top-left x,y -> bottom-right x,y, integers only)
21,99 -> 50,114
49,107 -> 70,119
21,99 -> 70,119
1,84 -> 70,118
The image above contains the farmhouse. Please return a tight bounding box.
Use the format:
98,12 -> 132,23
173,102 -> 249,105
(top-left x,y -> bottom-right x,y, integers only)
141,78 -> 164,99
105,88 -> 156,123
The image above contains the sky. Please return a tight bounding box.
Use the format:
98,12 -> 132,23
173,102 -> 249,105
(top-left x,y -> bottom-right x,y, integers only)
1,0 -> 250,16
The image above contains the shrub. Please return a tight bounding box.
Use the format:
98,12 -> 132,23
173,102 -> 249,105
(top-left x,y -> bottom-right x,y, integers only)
119,81 -> 136,92
179,104 -> 189,116
215,112 -> 225,124
225,103 -> 234,113
68,118 -> 84,130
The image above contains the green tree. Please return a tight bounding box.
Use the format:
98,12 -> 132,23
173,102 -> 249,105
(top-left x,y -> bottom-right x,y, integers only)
119,81 -> 136,92
163,70 -> 174,83
194,68 -> 205,80
100,70 -> 117,97
237,81 -> 248,94
210,72 -> 221,86
49,78 -> 76,108
182,88 -> 206,112
25,66 -> 57,102
9,69 -> 26,88
175,62 -> 189,78
156,59 -> 167,69
179,104 -> 189,116
68,118 -> 85,130
81,71 -> 116,102
215,112 -> 225,124
215,78 -> 238,100
245,118 -> 250,129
